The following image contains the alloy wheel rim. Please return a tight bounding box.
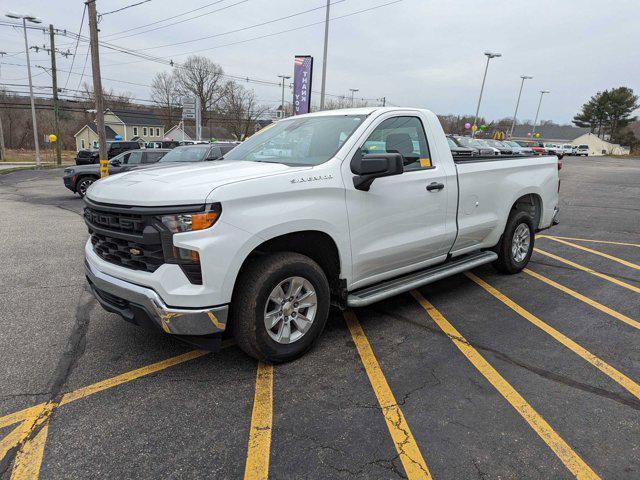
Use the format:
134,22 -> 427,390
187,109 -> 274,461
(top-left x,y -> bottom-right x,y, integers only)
79,179 -> 93,196
512,223 -> 531,263
264,276 -> 317,344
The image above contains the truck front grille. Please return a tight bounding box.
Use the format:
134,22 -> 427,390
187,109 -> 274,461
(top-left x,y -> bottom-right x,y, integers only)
84,208 -> 145,234
91,233 -> 164,272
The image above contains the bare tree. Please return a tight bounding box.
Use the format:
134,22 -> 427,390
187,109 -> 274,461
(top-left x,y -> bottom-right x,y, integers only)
324,96 -> 369,110
174,56 -> 227,120
81,82 -> 133,110
150,71 -> 179,129
221,82 -> 269,140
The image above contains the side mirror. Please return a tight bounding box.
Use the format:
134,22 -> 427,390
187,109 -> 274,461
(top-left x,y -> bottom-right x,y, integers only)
350,151 -> 403,191
110,159 -> 121,166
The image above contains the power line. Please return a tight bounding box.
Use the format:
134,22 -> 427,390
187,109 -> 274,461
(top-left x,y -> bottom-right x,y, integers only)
99,0 -> 152,17
102,0 -> 228,38
127,0 -> 346,53
64,4 -> 86,90
106,0 -> 248,41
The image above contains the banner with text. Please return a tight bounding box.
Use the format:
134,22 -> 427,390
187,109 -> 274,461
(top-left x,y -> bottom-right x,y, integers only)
293,55 -> 313,115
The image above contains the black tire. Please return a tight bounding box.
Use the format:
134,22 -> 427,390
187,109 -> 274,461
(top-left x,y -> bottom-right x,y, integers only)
76,176 -> 97,198
492,210 -> 535,274
232,252 -> 330,363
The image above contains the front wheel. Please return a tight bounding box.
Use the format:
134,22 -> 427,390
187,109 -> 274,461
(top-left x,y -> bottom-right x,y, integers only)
492,210 -> 535,274
76,176 -> 97,198
232,252 -> 330,363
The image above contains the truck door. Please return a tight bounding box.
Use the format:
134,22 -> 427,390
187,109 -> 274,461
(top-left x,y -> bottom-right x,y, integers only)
343,113 -> 457,288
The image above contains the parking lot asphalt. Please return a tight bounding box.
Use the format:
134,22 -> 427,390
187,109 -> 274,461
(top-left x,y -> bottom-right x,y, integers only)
0,156 -> 638,479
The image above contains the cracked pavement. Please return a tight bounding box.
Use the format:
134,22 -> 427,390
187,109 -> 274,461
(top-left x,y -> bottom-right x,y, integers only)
0,157 -> 639,479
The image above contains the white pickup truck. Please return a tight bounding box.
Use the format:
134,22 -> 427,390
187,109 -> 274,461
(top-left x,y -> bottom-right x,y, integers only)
84,107 -> 560,362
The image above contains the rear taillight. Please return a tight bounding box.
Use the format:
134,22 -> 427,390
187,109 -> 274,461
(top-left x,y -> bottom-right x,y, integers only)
557,159 -> 563,170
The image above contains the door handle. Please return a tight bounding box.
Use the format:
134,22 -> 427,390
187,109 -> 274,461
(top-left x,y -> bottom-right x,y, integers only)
426,182 -> 445,192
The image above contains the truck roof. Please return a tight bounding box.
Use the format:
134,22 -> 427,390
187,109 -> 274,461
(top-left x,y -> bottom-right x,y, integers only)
299,107 -> 427,118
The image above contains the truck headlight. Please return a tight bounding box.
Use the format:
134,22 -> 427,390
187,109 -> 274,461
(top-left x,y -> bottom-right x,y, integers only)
159,204 -> 221,233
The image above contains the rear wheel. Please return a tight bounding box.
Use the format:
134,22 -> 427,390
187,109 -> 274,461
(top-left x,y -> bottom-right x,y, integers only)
232,252 -> 330,363
76,176 -> 97,198
492,210 -> 535,274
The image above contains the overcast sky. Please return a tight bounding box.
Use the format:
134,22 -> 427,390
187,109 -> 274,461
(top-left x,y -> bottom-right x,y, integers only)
1,0 -> 638,124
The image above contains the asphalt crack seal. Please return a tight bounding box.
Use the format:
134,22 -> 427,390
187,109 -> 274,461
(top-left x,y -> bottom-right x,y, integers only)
0,285 -> 94,477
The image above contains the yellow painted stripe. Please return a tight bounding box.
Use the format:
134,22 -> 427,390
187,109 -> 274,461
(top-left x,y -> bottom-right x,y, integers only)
344,311 -> 432,480
537,235 -> 640,248
538,235 -> 640,271
524,268 -> 640,331
244,362 -> 273,480
410,290 -> 599,480
11,411 -> 50,480
0,343 -> 237,471
465,272 -> 640,400
534,248 -> 640,294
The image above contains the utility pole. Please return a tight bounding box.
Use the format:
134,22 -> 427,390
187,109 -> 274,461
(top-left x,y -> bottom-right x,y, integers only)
277,74 -> 291,118
379,96 -> 386,107
319,0 -> 330,110
87,0 -> 108,177
49,24 -> 62,165
0,51 -> 5,161
509,75 -> 532,139
531,90 -> 549,137
7,13 -> 43,166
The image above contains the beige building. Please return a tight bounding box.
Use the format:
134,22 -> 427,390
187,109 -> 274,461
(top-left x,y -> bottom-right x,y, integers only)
570,133 -> 631,156
74,109 -> 165,151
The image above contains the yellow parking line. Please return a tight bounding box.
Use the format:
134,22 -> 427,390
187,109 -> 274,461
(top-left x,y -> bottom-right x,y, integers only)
410,290 -> 600,480
534,248 -> 640,294
538,236 -> 640,271
0,345 -> 237,473
344,311 -> 432,480
244,363 -> 274,480
465,272 -> 640,401
523,268 -> 640,331
537,235 -> 640,248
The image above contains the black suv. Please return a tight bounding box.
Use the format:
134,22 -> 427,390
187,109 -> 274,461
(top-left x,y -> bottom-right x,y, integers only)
75,141 -> 141,165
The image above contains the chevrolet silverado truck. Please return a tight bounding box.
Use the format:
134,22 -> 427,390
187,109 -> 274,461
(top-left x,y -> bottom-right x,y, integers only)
83,107 -> 560,363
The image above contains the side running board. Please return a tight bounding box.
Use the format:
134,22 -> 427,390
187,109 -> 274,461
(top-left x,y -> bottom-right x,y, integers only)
347,251 -> 498,308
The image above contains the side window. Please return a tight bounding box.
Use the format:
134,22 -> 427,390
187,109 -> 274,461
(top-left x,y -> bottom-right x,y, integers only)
207,147 -> 222,159
143,127 -> 148,136
133,127 -> 138,136
361,116 -> 432,171
126,151 -> 143,164
156,128 -> 160,137
81,139 -> 85,149
143,152 -> 164,164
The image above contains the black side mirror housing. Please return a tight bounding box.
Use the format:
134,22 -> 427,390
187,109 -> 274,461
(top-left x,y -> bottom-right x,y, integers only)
351,151 -> 404,191
110,159 -> 121,166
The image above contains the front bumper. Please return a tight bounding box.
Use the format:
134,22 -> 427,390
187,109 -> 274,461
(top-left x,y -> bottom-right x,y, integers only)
63,175 -> 76,192
85,260 -> 228,338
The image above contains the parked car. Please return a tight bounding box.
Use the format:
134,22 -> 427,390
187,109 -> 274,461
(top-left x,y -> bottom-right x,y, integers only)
451,136 -> 495,156
75,141 -> 141,165
561,144 -> 573,155
504,140 -> 534,156
543,143 -> 562,155
474,139 -> 501,155
146,140 -> 180,149
65,149 -> 170,198
486,139 -> 514,155
83,107 -> 560,362
446,136 -> 476,157
574,144 -> 589,156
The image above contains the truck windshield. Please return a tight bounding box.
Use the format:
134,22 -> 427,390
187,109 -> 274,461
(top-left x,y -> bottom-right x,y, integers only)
223,115 -> 365,166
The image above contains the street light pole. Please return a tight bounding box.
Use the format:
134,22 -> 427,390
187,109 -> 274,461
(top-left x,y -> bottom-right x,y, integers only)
509,75 -> 533,138
49,24 -> 62,165
349,88 -> 359,107
319,0 -> 330,110
0,51 -> 5,161
531,90 -> 549,137
7,13 -> 43,166
277,74 -> 291,117
472,51 -> 501,137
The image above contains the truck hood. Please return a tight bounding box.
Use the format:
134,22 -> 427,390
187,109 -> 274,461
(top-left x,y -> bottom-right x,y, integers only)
86,160 -> 310,206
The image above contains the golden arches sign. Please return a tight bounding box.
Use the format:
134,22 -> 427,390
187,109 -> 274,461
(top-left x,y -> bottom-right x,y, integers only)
492,131 -> 506,140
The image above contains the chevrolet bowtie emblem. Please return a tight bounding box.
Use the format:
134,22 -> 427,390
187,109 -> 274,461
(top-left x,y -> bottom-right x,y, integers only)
129,248 -> 141,256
